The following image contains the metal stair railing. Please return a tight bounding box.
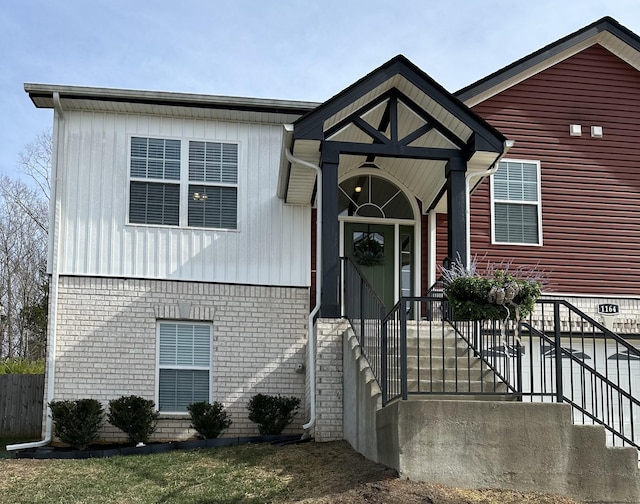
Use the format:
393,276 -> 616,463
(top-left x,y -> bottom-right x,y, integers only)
382,297 -> 521,404
519,299 -> 640,450
341,273 -> 640,450
341,257 -> 386,386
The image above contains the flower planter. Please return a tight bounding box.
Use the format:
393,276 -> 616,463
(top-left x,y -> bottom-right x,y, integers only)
445,270 -> 541,321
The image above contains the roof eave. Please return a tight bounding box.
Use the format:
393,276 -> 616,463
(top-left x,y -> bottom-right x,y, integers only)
24,83 -> 320,116
455,16 -> 640,104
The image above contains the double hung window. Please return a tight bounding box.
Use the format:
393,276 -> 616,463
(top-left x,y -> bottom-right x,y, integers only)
491,160 -> 542,245
157,322 -> 211,413
188,141 -> 238,229
129,137 -> 181,226
129,137 -> 238,230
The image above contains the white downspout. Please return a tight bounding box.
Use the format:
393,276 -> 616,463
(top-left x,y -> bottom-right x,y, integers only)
464,139 -> 515,267
284,148 -> 321,433
7,92 -> 65,452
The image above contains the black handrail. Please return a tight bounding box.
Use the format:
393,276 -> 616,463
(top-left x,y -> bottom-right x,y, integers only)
380,296 -> 639,450
518,299 -> 640,449
341,275 -> 640,450
382,298 -> 520,403
341,257 -> 386,385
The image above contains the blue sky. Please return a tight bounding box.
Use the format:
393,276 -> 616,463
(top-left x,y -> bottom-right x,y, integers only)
2,0 -> 640,178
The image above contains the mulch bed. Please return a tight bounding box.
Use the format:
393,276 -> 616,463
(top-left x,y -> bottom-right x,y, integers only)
12,434 -> 304,459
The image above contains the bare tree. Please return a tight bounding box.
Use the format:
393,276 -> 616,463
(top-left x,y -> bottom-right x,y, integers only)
0,132 -> 50,360
19,130 -> 51,204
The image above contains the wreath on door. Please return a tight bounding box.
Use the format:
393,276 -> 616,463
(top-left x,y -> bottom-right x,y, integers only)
353,235 -> 384,266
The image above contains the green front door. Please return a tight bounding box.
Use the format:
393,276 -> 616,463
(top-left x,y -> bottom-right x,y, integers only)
344,223 -> 395,310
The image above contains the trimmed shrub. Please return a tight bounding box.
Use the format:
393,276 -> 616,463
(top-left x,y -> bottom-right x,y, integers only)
247,394 -> 300,435
49,399 -> 104,450
107,395 -> 159,444
187,401 -> 232,439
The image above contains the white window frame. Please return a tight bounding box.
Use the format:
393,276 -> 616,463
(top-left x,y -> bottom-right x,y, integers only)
128,137 -> 182,227
490,159 -> 542,246
187,140 -> 239,230
127,135 -> 240,231
155,321 -> 213,415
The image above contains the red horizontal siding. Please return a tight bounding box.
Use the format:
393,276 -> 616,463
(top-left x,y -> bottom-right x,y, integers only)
468,44 -> 640,296
435,213 -> 448,275
421,214 -> 429,294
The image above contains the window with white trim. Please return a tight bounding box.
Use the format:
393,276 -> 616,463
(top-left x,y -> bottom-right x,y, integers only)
129,137 -> 238,230
188,141 -> 238,229
491,159 -> 542,245
129,137 -> 181,226
157,322 -> 211,413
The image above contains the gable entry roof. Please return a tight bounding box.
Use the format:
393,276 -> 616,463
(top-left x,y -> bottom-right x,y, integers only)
279,55 -> 507,209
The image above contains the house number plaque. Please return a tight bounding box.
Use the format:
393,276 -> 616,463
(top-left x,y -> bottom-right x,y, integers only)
598,304 -> 620,314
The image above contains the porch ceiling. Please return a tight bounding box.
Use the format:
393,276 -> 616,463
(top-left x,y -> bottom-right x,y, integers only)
279,55 -> 507,210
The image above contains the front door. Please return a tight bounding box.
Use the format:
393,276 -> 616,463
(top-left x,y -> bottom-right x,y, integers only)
344,223 -> 395,310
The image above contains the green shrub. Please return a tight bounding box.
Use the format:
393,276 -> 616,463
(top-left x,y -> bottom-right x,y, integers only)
187,401 -> 232,439
0,358 -> 45,374
49,399 -> 104,450
107,395 -> 159,444
247,394 -> 300,435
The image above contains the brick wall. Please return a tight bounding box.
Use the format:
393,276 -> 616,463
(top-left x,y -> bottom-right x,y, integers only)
313,319 -> 347,442
542,295 -> 640,335
52,276 -> 309,442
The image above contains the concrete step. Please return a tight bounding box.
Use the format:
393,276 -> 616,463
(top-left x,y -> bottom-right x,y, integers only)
391,346 -> 478,363
403,393 -> 517,402
407,366 -> 495,382
406,379 -> 509,394
405,353 -> 487,368
376,400 -> 640,503
405,341 -> 470,355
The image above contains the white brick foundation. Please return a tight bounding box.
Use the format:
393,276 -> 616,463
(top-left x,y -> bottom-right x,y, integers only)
51,276 -> 309,442
544,295 -> 640,335
313,319 -> 347,442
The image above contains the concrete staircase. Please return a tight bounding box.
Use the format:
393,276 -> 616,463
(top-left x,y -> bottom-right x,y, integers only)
400,322 -> 508,395
338,320 -> 640,504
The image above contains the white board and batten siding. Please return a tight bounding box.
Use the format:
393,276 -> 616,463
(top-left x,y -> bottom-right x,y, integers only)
56,110 -> 310,287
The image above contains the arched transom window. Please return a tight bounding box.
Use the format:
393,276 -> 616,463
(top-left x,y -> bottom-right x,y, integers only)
338,175 -> 413,219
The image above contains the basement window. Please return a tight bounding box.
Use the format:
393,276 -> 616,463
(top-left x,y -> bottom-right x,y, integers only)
157,322 -> 212,413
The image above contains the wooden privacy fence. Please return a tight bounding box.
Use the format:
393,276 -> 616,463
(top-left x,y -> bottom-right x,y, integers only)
0,374 -> 44,438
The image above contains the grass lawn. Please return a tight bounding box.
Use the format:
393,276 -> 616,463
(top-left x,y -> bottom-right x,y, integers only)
0,440 -> 582,504
3,440 -> 380,504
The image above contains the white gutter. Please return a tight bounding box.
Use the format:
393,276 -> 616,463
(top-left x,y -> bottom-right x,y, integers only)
284,148 -> 321,433
464,140 -> 515,267
7,93 -> 65,452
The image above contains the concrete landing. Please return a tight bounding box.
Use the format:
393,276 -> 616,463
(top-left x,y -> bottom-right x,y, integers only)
342,326 -> 640,504
376,400 -> 640,504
